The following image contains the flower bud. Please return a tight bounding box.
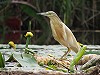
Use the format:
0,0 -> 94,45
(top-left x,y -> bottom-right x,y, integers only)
25,32 -> 33,37
8,41 -> 16,49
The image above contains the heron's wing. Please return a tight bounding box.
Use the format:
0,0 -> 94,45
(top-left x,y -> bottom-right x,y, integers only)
62,23 -> 68,41
52,22 -> 68,46
64,25 -> 80,53
55,22 -> 67,41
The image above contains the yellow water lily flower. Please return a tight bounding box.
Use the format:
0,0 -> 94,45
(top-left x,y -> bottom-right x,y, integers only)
8,41 -> 16,49
25,32 -> 33,37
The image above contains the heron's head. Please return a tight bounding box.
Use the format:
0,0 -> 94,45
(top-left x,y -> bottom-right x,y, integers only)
37,11 -> 57,18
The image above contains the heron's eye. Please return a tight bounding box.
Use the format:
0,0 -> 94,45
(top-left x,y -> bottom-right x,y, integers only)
48,13 -> 52,15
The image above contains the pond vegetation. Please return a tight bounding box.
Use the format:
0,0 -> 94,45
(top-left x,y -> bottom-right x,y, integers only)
0,32 -> 99,75
0,0 -> 100,75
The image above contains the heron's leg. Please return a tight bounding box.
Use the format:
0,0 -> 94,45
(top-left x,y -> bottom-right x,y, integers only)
60,48 -> 71,60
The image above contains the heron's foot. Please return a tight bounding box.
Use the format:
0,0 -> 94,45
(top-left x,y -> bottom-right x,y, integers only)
59,55 -> 67,60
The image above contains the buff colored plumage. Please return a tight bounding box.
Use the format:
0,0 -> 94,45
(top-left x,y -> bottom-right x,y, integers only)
38,11 -> 81,59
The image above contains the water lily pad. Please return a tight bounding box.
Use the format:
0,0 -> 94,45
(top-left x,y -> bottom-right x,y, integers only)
13,53 -> 39,67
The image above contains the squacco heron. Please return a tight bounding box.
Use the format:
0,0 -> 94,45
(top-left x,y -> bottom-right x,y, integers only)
38,11 -> 81,60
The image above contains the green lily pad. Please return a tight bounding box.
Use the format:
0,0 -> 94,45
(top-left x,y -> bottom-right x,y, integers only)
13,53 -> 39,67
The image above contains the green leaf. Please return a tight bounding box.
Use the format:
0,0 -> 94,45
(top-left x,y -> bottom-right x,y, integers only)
0,52 -> 5,68
13,53 -> 39,67
69,46 -> 87,73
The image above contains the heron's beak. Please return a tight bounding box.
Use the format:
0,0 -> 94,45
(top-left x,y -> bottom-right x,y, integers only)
37,12 -> 47,16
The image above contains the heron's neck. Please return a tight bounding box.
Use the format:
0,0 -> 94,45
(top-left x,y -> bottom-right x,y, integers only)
49,15 -> 62,24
